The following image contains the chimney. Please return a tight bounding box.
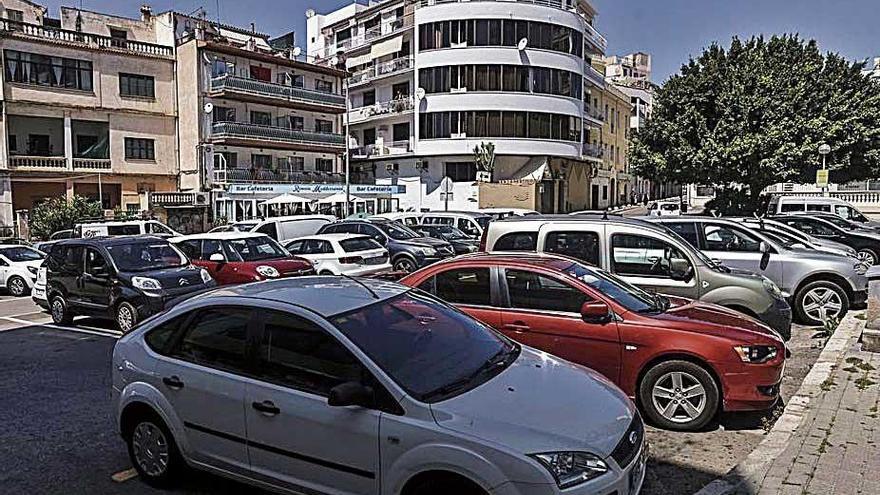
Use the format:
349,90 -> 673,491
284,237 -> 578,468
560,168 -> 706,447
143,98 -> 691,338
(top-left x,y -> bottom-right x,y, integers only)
140,4 -> 153,22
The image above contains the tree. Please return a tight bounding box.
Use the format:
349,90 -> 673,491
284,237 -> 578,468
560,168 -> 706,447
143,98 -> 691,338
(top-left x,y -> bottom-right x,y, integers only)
29,195 -> 102,240
630,35 -> 880,213
473,142 -> 496,173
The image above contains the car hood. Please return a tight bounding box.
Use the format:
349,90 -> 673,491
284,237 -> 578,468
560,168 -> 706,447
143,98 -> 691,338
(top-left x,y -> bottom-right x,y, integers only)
123,265 -> 207,289
430,348 -> 634,457
649,297 -> 783,342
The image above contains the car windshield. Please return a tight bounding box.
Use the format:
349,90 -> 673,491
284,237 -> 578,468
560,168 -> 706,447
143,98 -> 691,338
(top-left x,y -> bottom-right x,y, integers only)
823,215 -> 859,230
332,291 -> 519,403
561,261 -> 658,313
760,230 -> 798,249
0,246 -> 44,262
426,225 -> 469,240
106,242 -> 187,272
378,222 -> 421,240
225,236 -> 289,261
339,237 -> 382,253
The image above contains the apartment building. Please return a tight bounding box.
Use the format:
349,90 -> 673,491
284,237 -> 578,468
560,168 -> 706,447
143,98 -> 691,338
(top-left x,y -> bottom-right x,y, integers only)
603,51 -> 651,85
0,1 -> 178,228
308,0 -> 608,213
585,73 -> 632,209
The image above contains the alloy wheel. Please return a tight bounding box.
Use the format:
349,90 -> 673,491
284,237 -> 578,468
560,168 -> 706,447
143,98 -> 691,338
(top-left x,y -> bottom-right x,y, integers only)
117,305 -> 135,333
858,250 -> 876,266
395,258 -> 416,273
51,299 -> 64,322
8,277 -> 25,297
802,287 -> 843,322
651,371 -> 707,424
131,422 -> 170,478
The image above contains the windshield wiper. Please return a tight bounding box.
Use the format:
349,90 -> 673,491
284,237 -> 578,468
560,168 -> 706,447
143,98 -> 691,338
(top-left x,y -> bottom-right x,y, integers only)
422,345 -> 516,401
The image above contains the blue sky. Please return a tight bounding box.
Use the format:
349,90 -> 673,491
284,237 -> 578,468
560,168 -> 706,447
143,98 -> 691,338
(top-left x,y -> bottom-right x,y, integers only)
41,0 -> 878,82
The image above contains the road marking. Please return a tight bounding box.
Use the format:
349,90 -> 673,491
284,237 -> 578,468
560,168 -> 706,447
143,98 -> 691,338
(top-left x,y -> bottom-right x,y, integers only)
111,468 -> 138,483
0,316 -> 123,339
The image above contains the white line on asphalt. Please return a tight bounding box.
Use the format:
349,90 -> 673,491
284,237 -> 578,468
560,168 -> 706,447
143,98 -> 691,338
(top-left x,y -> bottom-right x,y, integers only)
0,316 -> 123,339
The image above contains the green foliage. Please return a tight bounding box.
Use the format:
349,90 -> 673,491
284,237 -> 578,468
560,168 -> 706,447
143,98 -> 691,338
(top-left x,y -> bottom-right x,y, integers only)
112,207 -> 139,222
29,195 -> 102,240
631,35 -> 880,214
473,142 -> 496,173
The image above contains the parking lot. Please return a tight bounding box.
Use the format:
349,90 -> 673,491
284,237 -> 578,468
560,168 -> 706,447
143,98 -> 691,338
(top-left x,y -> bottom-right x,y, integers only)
0,292 -> 819,495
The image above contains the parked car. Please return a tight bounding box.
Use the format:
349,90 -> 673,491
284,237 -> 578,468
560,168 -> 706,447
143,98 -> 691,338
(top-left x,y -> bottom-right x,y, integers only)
171,232 -> 314,285
771,214 -> 880,266
478,207 -> 539,220
767,196 -> 880,229
112,277 -> 647,494
368,212 -> 423,227
647,201 -> 681,217
0,245 -> 45,296
208,220 -> 260,233
41,236 -> 215,332
420,211 -> 493,239
249,215 -> 335,243
318,219 -> 455,273
647,217 -> 867,326
75,220 -> 180,238
284,234 -> 392,276
412,224 -> 479,255
806,212 -> 876,232
483,215 -> 793,340
732,217 -> 858,258
402,253 -> 787,431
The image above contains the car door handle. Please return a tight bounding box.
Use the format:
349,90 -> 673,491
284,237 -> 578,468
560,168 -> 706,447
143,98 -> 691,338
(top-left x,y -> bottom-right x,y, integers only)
162,376 -> 184,390
502,322 -> 531,332
252,400 -> 281,416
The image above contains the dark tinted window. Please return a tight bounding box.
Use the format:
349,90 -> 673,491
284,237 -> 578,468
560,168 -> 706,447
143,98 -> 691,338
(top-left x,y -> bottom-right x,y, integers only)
611,234 -> 691,279
433,268 -> 491,306
285,240 -> 304,254
340,237 -> 382,252
256,222 -> 278,240
256,311 -> 365,397
702,223 -> 761,252
505,269 -> 587,313
666,222 -> 699,247
85,248 -> 109,275
545,231 -> 600,266
784,219 -> 838,237
107,225 -> 141,236
494,232 -> 537,251
177,240 -> 201,259
171,307 -> 251,373
780,203 -> 805,212
145,314 -> 190,355
63,245 -> 84,271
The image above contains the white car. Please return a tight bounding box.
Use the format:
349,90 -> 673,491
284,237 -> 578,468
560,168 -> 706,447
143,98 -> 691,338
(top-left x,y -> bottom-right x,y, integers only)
369,212 -> 423,227
75,220 -> 180,238
284,234 -> 392,276
208,221 -> 260,233
647,201 -> 681,217
0,245 -> 46,297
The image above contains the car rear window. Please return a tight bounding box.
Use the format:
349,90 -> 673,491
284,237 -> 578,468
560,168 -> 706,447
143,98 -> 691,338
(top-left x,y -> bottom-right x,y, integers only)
339,237 -> 382,253
107,225 -> 142,236
493,232 -> 537,251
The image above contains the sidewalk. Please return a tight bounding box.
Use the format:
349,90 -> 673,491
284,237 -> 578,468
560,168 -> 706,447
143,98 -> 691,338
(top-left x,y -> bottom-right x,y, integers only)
697,313 -> 880,495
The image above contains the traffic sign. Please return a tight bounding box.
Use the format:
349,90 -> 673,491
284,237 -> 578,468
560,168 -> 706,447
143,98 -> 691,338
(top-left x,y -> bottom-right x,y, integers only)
816,169 -> 829,187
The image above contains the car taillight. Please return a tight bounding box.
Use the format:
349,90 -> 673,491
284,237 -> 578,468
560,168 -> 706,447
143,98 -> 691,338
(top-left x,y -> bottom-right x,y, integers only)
339,256 -> 364,265
478,228 -> 488,252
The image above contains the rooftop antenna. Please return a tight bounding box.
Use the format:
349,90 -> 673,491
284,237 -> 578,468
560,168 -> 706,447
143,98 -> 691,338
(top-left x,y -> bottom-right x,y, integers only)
215,0 -> 221,27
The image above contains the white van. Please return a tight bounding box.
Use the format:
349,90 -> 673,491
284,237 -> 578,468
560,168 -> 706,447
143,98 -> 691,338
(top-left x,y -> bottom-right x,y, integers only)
74,220 -> 179,238
768,196 -> 878,227
368,212 -> 423,227
250,215 -> 336,242
647,200 -> 682,217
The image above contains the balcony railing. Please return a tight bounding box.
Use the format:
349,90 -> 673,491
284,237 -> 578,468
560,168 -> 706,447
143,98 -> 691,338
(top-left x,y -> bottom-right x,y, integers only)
582,143 -> 603,159
350,97 -> 415,124
352,140 -> 413,158
321,16 -> 413,60
0,20 -> 173,58
9,156 -> 67,169
73,158 -> 111,170
584,65 -> 605,87
210,75 -> 346,109
583,105 -> 605,123
211,122 -> 346,149
349,56 -> 414,85
214,166 -> 345,184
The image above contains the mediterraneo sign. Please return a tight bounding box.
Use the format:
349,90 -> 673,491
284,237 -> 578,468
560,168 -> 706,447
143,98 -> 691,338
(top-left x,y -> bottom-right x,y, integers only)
227,184 -> 405,195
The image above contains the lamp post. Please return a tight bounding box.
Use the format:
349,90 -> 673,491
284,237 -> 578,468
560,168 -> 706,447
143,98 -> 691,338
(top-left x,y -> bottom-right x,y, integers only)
819,143 -> 831,197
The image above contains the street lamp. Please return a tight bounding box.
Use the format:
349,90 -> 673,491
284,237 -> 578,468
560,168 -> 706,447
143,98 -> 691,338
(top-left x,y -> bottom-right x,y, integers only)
819,143 -> 831,196
330,54 -> 351,217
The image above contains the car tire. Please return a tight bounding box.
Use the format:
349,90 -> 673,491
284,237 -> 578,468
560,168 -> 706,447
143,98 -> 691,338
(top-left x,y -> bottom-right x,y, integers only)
409,476 -> 487,495
857,248 -> 878,266
393,256 -> 417,273
319,270 -> 335,276
50,295 -> 73,325
794,280 -> 849,326
6,275 -> 28,297
116,302 -> 139,333
639,360 -> 719,432
125,412 -> 183,489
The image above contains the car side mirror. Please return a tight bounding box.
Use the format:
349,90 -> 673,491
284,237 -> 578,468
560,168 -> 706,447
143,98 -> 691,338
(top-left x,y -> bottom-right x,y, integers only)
373,235 -> 386,245
581,301 -> 612,325
759,241 -> 771,270
209,253 -> 225,263
669,258 -> 694,282
328,382 -> 374,408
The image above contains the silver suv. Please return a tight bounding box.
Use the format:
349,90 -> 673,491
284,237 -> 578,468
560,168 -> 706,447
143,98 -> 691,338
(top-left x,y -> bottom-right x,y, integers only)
483,215 -> 792,340
648,217 -> 867,326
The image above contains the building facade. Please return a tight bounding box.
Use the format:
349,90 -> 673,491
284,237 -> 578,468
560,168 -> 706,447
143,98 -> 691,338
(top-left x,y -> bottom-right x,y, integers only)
309,0 -> 609,213
0,1 -> 179,229
585,75 -> 632,209
602,51 -> 651,85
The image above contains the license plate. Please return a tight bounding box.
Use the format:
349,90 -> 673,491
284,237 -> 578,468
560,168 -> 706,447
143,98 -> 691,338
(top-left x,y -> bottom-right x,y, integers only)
629,446 -> 647,495
33,288 -> 46,300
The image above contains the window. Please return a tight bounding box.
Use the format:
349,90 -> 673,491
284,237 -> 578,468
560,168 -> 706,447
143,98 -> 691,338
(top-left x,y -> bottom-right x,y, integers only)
171,307 -> 251,374
430,268 -> 492,306
392,81 -> 410,100
361,89 -> 376,106
315,79 -> 334,93
250,111 -> 272,126
545,231 -> 600,266
505,270 -> 587,314
806,203 -> 832,212
176,240 -> 201,259
363,127 -> 376,146
256,222 -> 278,240
252,154 -> 272,168
494,232 -> 537,251
249,65 -> 271,82
444,162 -> 476,182
119,73 -> 155,98
6,9 -> 23,22
213,106 -> 235,122
666,222 -> 699,247
315,119 -> 334,134
109,28 -> 128,48
145,314 -> 189,355
611,234 -> 690,279
392,122 -> 410,143
315,158 -> 334,172
4,50 -> 93,91
84,248 -> 108,276
106,225 -> 141,236
75,135 -> 99,157
124,138 -> 155,160
702,223 -> 761,252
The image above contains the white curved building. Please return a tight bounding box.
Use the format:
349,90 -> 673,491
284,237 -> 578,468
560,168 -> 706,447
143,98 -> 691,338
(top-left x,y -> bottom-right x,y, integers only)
308,0 -> 609,213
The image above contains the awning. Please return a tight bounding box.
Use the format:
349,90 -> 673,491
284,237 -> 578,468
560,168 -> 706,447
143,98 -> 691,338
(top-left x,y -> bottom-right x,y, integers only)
346,53 -> 372,69
260,193 -> 312,205
370,36 -> 403,59
318,192 -> 365,204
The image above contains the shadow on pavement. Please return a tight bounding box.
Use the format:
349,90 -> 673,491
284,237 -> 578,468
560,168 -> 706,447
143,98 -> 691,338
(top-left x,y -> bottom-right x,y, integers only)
642,457 -> 757,495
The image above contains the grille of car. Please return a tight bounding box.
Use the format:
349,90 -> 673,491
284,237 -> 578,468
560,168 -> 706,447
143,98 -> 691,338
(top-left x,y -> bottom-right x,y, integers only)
283,268 -> 315,277
363,255 -> 388,266
610,412 -> 644,468
437,246 -> 454,255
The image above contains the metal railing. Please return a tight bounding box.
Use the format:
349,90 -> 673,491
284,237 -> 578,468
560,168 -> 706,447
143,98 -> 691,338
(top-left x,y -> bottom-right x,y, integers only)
584,64 -> 605,87
73,158 -> 111,170
582,143 -> 603,159
210,75 -> 346,109
214,166 -> 345,184
352,140 -> 413,158
0,19 -> 173,58
583,105 -> 605,122
211,122 -> 346,148
9,155 -> 67,169
320,16 -> 413,60
349,56 -> 414,85
350,96 -> 415,123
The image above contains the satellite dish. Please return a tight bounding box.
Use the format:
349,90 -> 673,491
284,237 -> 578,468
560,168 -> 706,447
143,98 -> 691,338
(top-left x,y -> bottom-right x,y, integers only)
330,56 -> 340,67
292,46 -> 302,57
305,8 -> 316,18
203,102 -> 214,114
517,37 -> 528,51
415,87 -> 426,100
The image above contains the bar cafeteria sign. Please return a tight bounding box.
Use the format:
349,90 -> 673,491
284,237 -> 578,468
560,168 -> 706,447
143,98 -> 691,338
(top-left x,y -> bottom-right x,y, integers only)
228,184 -> 405,194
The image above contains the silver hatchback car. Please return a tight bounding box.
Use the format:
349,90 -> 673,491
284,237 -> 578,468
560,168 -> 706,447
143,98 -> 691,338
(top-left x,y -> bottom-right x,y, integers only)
112,277 -> 646,495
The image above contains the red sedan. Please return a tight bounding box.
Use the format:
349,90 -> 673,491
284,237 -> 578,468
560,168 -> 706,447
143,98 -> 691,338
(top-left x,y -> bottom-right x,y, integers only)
400,252 -> 786,431
171,232 -> 314,285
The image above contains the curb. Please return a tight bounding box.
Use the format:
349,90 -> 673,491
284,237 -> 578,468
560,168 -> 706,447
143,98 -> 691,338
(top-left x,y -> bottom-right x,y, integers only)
693,312 -> 865,495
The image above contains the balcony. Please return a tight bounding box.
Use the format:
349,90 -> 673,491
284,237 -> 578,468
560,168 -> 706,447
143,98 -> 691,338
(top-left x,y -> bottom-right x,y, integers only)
320,17 -> 413,60
214,166 -> 345,185
9,156 -> 67,171
349,97 -> 415,125
7,116 -> 111,172
582,143 -> 603,160
349,57 -> 414,86
209,75 -> 346,112
583,105 -> 605,126
352,140 -> 413,159
73,158 -> 111,170
584,64 -> 606,87
0,19 -> 173,58
211,122 -> 346,152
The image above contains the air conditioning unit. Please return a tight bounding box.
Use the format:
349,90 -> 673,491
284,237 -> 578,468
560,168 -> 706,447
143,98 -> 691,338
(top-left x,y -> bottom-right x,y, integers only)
194,192 -> 211,206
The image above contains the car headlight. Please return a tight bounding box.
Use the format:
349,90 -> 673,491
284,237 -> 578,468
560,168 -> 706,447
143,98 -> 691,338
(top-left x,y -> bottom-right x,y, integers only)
418,247 -> 437,256
854,262 -> 869,275
27,266 -> 38,276
200,268 -> 214,283
529,452 -> 609,488
255,265 -> 280,278
733,345 -> 779,363
763,278 -> 783,299
36,268 -> 46,284
132,276 -> 162,291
